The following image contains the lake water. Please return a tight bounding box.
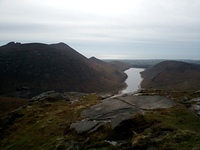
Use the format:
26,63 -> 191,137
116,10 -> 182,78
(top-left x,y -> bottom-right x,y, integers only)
121,68 -> 144,93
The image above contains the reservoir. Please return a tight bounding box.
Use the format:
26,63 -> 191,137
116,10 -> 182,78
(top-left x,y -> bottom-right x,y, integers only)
121,68 -> 144,93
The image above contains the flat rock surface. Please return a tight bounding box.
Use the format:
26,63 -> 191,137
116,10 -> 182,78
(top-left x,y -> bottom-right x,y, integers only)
71,95 -> 175,133
82,98 -> 140,120
70,121 -> 100,133
117,95 -> 175,110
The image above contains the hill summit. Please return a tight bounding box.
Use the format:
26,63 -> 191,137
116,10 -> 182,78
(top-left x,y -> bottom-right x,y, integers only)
0,42 -> 128,97
140,60 -> 200,91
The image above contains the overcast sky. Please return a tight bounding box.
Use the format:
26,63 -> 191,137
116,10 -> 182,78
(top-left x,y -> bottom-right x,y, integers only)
0,0 -> 199,59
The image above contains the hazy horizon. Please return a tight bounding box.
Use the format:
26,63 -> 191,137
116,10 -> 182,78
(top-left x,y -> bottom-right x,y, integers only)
0,0 -> 200,59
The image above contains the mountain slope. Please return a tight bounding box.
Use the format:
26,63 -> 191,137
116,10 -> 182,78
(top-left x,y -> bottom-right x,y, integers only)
140,60 -> 200,91
0,42 -> 128,97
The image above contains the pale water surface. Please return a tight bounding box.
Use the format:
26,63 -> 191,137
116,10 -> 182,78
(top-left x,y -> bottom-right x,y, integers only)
121,68 -> 144,93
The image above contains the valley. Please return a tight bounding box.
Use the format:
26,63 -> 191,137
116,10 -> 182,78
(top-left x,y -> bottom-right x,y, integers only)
121,68 -> 144,94
0,42 -> 200,149
1,0 -> 199,149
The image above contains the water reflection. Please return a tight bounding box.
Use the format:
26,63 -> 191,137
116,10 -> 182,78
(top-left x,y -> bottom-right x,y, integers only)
121,68 -> 144,93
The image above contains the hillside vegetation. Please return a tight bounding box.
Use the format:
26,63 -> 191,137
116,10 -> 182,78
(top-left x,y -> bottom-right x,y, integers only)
0,42 -> 129,98
1,90 -> 200,149
141,60 -> 200,91
1,43 -> 200,149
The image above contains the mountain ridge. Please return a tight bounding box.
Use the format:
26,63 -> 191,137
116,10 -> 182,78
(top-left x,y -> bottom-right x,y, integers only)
0,42 -> 128,98
140,60 -> 200,91
1,44 -> 200,149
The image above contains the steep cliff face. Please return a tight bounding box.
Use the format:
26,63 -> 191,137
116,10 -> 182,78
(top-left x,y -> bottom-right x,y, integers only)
0,42 -> 128,97
140,60 -> 200,91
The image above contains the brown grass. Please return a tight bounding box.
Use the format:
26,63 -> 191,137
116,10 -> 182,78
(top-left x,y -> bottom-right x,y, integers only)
0,97 -> 29,118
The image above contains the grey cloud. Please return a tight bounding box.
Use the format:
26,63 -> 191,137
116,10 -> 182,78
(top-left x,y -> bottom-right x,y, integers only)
0,0 -> 199,59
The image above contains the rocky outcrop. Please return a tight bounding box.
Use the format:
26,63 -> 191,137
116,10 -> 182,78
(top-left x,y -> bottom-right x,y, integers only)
2,90 -> 200,149
0,107 -> 24,134
189,97 -> 200,115
70,94 -> 175,133
30,91 -> 87,102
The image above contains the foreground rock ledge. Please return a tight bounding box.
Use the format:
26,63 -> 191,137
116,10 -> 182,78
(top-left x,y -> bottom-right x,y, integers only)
70,94 -> 175,133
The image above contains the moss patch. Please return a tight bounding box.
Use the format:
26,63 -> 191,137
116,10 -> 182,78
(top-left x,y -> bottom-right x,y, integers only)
130,103 -> 200,149
1,91 -> 200,149
0,93 -> 101,150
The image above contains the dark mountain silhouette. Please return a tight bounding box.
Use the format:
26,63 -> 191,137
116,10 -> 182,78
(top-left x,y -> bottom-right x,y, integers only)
0,42 -> 128,97
89,57 -> 129,76
140,60 -> 200,91
107,60 -> 131,71
90,57 -> 130,71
